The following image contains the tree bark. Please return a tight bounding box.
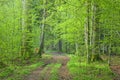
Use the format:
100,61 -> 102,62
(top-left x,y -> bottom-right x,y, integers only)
58,39 -> 62,52
85,0 -> 90,63
38,0 -> 46,57
91,1 -> 102,62
21,0 -> 26,58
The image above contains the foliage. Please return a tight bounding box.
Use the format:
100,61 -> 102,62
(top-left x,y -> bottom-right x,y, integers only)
0,0 -> 120,79
67,55 -> 115,80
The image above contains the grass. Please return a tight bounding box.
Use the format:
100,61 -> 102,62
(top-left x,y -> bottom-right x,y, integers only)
0,54 -> 115,80
50,63 -> 61,80
2,62 -> 44,80
0,54 -> 52,80
40,63 -> 61,80
67,55 -> 115,80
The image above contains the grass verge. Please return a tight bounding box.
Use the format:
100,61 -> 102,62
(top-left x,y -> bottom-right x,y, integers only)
67,55 -> 115,80
0,54 -> 52,80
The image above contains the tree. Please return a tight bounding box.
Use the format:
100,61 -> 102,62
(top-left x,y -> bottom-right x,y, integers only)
38,0 -> 46,57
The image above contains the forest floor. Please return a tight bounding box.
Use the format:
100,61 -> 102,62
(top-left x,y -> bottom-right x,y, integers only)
0,53 -> 116,80
23,55 -> 72,80
110,56 -> 120,80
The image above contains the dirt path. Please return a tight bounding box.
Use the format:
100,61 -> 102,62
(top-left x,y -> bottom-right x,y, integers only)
23,55 -> 72,80
110,65 -> 120,80
57,56 -> 72,80
110,56 -> 120,80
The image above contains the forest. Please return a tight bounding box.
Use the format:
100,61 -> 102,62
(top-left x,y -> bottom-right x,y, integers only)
0,0 -> 120,80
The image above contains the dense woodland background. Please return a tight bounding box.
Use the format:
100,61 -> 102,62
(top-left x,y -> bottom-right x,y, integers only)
0,0 -> 120,80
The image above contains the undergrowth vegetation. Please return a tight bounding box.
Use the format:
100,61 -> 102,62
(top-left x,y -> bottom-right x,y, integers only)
40,63 -> 61,80
0,54 -> 52,80
0,54 -> 116,80
67,55 -> 115,80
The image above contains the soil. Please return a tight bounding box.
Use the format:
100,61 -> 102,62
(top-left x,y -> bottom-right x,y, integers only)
110,65 -> 120,80
110,56 -> 120,80
23,55 -> 72,80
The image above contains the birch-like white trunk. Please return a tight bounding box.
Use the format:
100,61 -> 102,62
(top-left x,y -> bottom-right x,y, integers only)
21,0 -> 26,57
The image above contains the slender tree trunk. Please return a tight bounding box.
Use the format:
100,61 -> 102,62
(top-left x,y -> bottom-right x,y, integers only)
38,0 -> 46,57
58,39 -> 62,52
21,0 -> 26,58
108,43 -> 111,65
85,0 -> 90,63
26,0 -> 33,58
65,42 -> 68,53
75,42 -> 79,55
21,0 -> 33,59
91,1 -> 102,62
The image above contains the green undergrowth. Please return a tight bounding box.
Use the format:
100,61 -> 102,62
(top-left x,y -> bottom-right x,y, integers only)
50,63 -> 61,80
67,55 -> 115,80
1,62 -> 43,80
0,54 -> 52,80
40,63 -> 61,80
111,56 -> 120,65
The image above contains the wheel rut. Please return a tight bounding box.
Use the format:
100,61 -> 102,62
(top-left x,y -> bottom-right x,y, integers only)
23,55 -> 72,80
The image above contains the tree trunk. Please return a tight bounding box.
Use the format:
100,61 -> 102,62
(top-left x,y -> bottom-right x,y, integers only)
91,1 -> 102,62
75,42 -> 79,55
21,0 -> 26,58
85,0 -> 102,62
58,39 -> 62,52
21,0 -> 33,59
65,42 -> 68,53
85,0 -> 90,63
38,0 -> 46,57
